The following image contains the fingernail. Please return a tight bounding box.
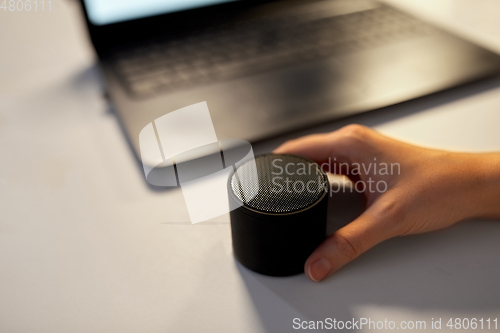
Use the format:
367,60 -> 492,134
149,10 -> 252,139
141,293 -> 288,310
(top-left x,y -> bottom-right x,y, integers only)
308,258 -> 331,282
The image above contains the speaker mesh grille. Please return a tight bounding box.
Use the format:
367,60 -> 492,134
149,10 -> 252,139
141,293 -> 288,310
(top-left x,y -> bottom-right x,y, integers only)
230,154 -> 328,214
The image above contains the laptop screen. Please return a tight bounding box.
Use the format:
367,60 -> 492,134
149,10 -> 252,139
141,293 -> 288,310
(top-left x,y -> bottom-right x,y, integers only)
84,0 -> 240,26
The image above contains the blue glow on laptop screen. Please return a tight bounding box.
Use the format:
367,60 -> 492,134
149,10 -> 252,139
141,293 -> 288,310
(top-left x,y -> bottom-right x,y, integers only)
85,0 -> 240,26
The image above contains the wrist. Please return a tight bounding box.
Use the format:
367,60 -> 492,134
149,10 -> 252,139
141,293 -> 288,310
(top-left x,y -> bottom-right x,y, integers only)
460,153 -> 500,220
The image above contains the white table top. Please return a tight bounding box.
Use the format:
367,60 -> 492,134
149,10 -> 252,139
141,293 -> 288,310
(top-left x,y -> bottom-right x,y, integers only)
1,1 -> 500,332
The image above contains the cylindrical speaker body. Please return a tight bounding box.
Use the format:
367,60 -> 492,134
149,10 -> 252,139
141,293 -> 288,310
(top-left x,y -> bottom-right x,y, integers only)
228,154 -> 329,276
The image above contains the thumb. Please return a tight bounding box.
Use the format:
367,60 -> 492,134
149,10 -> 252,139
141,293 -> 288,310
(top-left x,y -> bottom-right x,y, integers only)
305,203 -> 397,282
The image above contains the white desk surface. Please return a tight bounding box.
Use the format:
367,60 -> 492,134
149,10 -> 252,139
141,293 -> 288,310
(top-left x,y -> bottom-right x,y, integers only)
1,1 -> 500,332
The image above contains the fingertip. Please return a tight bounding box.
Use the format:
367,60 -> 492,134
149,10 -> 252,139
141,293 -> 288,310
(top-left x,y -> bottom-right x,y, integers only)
272,148 -> 285,154
273,143 -> 292,154
306,265 -> 319,282
306,258 -> 332,282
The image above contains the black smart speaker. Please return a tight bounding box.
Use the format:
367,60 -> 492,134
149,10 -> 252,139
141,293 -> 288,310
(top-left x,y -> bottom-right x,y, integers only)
228,154 -> 329,276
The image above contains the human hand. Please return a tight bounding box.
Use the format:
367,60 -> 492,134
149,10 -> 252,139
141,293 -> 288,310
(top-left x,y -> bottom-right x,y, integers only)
274,125 -> 500,282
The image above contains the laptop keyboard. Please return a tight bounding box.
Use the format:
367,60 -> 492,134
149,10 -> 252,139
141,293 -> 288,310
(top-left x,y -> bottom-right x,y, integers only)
113,5 -> 434,98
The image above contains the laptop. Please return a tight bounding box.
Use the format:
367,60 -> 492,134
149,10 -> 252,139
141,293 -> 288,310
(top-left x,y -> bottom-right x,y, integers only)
78,0 -> 500,168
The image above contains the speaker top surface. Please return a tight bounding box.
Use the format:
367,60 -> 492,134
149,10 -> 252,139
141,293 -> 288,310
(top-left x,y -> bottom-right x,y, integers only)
230,154 -> 328,215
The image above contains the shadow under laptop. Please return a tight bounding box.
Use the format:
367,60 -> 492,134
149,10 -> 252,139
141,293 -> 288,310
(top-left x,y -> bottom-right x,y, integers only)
102,94 -> 178,193
234,183 -> 500,332
69,65 -> 500,192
